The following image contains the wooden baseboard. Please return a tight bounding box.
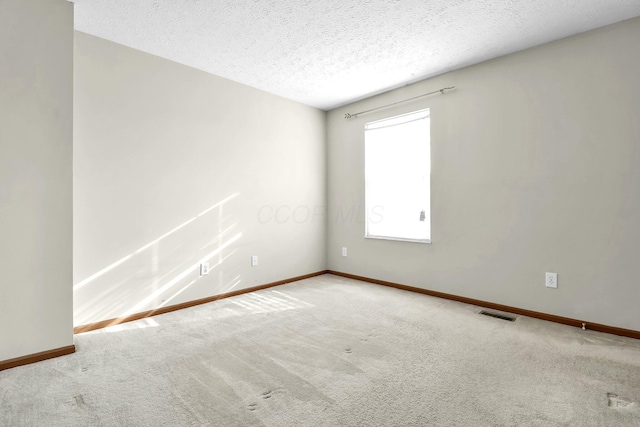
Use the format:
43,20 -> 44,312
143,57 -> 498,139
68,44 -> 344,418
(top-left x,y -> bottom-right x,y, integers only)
73,268 -> 640,339
328,270 -> 640,340
0,345 -> 76,372
74,270 -> 329,334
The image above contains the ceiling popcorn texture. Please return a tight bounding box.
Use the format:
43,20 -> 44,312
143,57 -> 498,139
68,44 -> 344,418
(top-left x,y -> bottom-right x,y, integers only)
73,0 -> 640,110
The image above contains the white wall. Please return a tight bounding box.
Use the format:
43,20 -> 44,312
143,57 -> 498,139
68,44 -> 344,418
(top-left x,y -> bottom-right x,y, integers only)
0,0 -> 74,360
327,17 -> 640,331
73,32 -> 326,326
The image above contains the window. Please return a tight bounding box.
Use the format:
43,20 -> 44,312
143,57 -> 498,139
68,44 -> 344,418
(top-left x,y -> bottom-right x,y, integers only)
365,109 -> 430,243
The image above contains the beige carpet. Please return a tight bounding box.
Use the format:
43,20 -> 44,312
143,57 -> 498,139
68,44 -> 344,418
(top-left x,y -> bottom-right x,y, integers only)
1,274 -> 640,426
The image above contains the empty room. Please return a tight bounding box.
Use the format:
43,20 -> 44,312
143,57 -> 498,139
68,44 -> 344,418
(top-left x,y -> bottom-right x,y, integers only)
1,0 -> 640,425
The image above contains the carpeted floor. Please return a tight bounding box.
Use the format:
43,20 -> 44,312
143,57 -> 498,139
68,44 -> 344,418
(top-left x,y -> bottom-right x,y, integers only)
1,274 -> 640,426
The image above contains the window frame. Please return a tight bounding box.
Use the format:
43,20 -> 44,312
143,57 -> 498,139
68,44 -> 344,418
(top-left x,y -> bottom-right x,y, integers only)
364,108 -> 431,244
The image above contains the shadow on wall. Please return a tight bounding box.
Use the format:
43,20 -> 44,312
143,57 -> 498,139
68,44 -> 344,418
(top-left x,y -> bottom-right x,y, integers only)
74,193 -> 243,327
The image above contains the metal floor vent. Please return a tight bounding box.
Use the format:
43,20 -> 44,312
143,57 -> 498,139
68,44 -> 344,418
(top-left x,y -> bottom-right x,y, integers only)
479,310 -> 516,322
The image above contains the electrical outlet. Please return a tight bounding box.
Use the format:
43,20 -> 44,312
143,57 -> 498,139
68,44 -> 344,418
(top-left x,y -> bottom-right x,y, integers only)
545,272 -> 557,288
342,247 -> 347,257
251,255 -> 258,267
200,263 -> 210,276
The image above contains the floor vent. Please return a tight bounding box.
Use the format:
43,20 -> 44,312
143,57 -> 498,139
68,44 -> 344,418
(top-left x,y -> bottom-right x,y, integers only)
479,310 -> 516,322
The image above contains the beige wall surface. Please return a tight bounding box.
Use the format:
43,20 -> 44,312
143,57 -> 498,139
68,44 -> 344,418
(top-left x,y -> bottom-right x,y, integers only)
73,32 -> 326,326
327,18 -> 640,331
0,0 -> 74,360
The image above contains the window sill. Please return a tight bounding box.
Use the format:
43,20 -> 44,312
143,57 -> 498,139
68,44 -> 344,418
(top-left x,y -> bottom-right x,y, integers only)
365,234 -> 431,244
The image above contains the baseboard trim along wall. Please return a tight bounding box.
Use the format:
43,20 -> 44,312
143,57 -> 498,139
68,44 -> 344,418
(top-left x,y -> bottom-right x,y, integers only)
74,270 -> 329,334
6,269 -> 636,371
327,271 -> 640,340
0,345 -> 76,372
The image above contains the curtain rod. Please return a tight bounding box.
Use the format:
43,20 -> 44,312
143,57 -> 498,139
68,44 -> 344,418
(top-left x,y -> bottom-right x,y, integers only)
344,86 -> 455,119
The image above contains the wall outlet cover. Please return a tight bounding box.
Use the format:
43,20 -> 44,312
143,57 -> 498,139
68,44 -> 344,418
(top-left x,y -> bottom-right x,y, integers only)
545,272 -> 557,288
200,263 -> 210,276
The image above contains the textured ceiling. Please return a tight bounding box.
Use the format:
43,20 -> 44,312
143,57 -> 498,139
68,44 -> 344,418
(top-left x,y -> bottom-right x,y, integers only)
72,0 -> 640,110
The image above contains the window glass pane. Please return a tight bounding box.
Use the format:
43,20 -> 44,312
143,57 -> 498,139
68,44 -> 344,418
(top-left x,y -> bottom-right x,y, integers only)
365,109 -> 430,242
